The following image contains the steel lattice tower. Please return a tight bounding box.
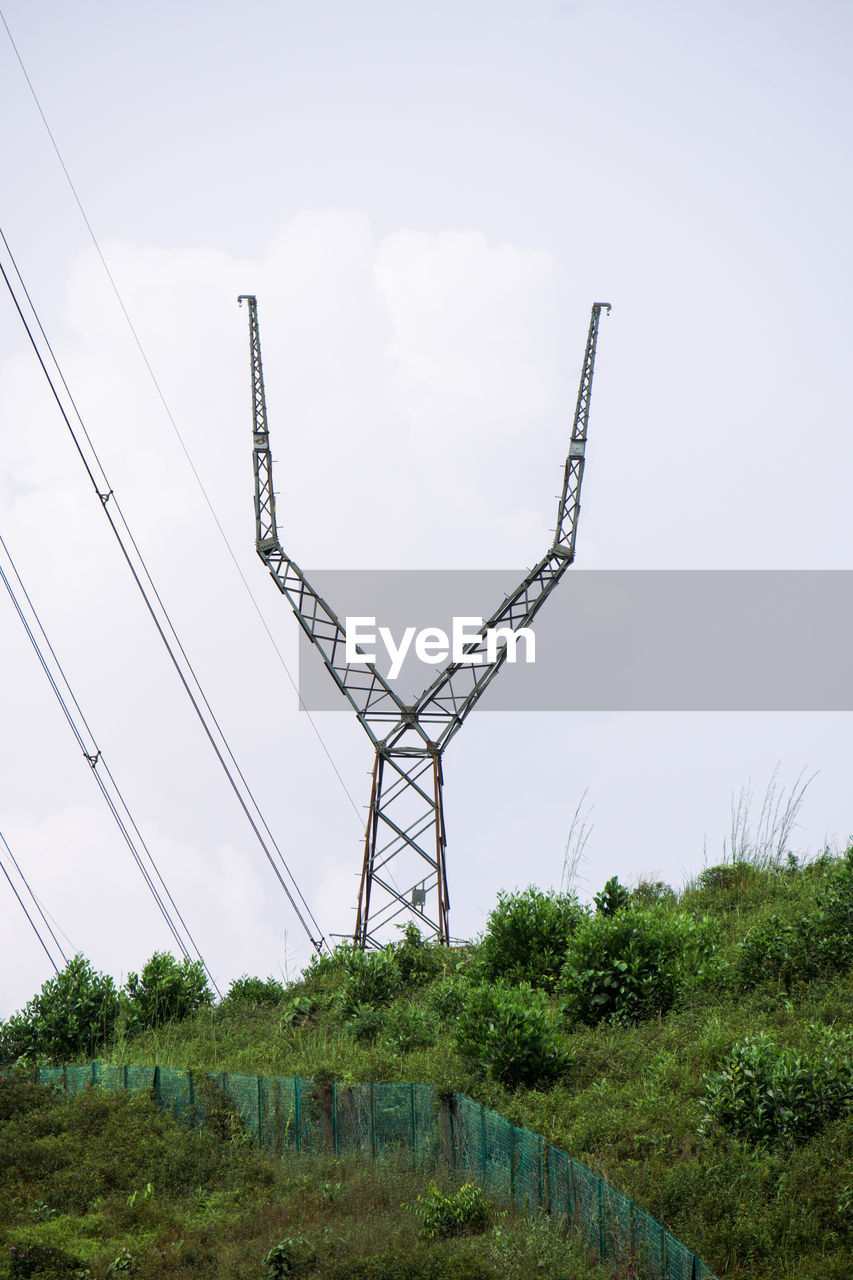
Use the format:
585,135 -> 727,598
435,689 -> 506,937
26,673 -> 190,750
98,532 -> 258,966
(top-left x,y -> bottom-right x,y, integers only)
239,296 -> 610,947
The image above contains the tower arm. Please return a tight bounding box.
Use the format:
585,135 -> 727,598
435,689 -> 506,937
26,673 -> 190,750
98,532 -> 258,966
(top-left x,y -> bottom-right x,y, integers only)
238,295 -> 408,741
411,302 -> 611,750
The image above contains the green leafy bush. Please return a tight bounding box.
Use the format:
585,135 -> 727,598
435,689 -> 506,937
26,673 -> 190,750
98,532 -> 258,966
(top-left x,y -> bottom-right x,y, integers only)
736,851 -> 853,991
427,978 -> 468,1025
559,907 -> 717,1027
220,975 -> 287,1008
454,983 -> 571,1088
631,879 -> 676,907
594,875 -> 632,916
404,1181 -> 492,1239
384,1005 -> 438,1053
263,1235 -> 316,1277
124,952 -> 213,1032
0,955 -> 120,1065
335,946 -> 404,1017
345,1002 -> 387,1044
475,887 -> 584,990
394,924 -> 446,989
700,1027 -> 853,1144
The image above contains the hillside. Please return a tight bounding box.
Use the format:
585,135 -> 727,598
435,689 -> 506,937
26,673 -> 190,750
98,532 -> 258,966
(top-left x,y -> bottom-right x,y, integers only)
2,850 -> 852,1279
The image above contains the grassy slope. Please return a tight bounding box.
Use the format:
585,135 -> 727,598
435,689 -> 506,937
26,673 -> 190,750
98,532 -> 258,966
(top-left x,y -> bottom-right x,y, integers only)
0,1076 -> 606,1280
104,857 -> 853,1280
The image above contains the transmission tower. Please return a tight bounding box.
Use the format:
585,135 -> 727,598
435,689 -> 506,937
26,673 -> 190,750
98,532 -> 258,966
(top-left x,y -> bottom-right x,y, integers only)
239,296 -> 610,947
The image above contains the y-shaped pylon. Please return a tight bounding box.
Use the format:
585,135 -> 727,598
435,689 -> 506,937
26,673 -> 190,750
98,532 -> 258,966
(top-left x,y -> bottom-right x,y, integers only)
239,296 -> 610,946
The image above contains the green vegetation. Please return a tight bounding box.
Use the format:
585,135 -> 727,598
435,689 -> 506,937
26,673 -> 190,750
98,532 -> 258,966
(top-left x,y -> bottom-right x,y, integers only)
0,1075 -> 601,1280
1,850 -> 852,1279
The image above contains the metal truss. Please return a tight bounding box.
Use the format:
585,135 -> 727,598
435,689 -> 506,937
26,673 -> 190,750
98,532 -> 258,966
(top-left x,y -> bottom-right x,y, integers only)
238,295 -> 610,947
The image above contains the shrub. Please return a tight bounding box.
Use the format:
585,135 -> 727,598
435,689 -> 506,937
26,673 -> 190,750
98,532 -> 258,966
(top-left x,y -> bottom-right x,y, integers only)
404,1181 -> 492,1239
384,1005 -> 438,1053
345,1002 -> 387,1044
475,887 -> 584,990
700,1026 -> 853,1144
428,978 -> 468,1025
631,879 -> 676,907
124,952 -> 213,1031
8,1241 -> 86,1278
335,947 -> 404,1017
736,852 -> 853,991
559,907 -> 717,1027
394,924 -> 446,989
454,983 -> 571,1088
0,955 -> 120,1065
263,1236 -> 316,1278
594,875 -> 632,916
220,975 -> 287,1008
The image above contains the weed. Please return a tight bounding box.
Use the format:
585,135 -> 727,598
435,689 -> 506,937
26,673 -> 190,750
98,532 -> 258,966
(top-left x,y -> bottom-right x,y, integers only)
404,1182 -> 492,1239
263,1235 -> 316,1277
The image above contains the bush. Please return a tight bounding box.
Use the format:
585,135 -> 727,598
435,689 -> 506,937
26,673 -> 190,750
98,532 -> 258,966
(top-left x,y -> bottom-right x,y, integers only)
124,952 -> 213,1032
394,924 -> 446,989
263,1236 -> 316,1278
384,1005 -> 438,1053
559,907 -> 717,1027
631,879 -> 676,907
427,978 -> 468,1025
7,1241 -> 86,1278
454,983 -> 571,1088
335,947 -> 404,1017
475,887 -> 584,990
220,975 -> 287,1008
594,876 -> 632,916
404,1181 -> 492,1239
345,1002 -> 387,1044
736,852 -> 853,991
700,1027 -> 853,1144
0,955 -> 120,1065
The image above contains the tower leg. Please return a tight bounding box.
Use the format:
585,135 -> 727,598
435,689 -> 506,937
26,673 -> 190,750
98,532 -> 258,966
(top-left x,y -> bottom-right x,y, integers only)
354,745 -> 449,947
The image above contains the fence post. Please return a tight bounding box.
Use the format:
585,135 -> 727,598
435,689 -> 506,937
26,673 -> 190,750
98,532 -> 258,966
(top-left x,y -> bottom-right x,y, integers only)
410,1083 -> 416,1166
333,1081 -> 338,1156
509,1123 -> 516,1204
294,1078 -> 301,1152
257,1077 -> 263,1148
597,1177 -> 604,1259
370,1081 -> 377,1159
480,1104 -> 487,1183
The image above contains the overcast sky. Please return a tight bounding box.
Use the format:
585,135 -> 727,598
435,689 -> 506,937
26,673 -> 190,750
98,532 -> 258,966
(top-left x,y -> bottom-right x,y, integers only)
1,0 -> 851,1017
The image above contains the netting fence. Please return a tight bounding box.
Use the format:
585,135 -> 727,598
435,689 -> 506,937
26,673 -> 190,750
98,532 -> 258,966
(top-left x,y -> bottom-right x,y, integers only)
23,1062 -> 719,1280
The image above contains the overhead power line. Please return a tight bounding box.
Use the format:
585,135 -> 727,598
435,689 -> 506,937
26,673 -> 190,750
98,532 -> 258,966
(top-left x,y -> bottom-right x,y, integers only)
0,3 -> 363,831
0,825 -> 66,974
0,232 -> 327,954
0,527 -> 219,993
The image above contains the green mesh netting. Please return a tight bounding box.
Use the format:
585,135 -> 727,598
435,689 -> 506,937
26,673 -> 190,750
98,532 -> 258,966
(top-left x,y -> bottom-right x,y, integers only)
24,1063 -> 719,1280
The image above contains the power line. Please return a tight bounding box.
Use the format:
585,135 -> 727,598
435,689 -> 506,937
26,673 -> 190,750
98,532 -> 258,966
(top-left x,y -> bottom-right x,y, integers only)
0,826 -> 66,973
0,527 -> 220,994
0,238 -> 327,955
0,2 -> 363,831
